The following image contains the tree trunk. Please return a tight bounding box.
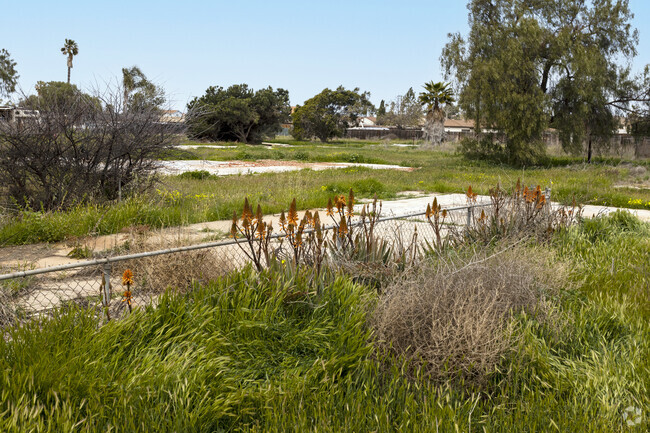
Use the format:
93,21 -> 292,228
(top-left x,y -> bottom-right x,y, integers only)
67,67 -> 71,84
423,109 -> 445,146
587,137 -> 592,163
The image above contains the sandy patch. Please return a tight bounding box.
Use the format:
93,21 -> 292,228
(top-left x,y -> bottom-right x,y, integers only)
156,159 -> 415,176
175,145 -> 237,149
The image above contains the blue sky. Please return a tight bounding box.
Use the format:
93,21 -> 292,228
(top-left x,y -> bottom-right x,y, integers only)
3,0 -> 650,110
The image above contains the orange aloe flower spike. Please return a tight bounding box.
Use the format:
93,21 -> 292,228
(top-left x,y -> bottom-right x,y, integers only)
326,198 -> 334,216
254,204 -> 263,225
288,198 -> 298,225
256,220 -> 265,239
339,216 -> 348,235
347,189 -> 355,217
122,269 -> 134,286
231,210 -> 238,237
336,195 -> 345,213
242,197 -> 252,222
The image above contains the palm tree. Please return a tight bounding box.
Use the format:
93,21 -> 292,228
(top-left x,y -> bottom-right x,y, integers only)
122,66 -> 145,113
60,39 -> 79,84
419,81 -> 455,145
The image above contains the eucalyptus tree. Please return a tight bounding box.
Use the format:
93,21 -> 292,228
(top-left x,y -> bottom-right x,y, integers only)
0,49 -> 18,102
442,0 -> 648,164
379,88 -> 423,128
419,81 -> 454,145
60,39 -> 78,84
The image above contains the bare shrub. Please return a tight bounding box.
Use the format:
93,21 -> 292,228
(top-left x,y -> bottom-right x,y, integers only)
0,83 -> 180,210
370,243 -> 566,387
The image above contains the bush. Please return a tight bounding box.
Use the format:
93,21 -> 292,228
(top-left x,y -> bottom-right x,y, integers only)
579,210 -> 644,242
460,136 -> 546,166
177,170 -> 216,181
0,85 -> 179,210
371,244 -> 564,387
460,136 -> 507,163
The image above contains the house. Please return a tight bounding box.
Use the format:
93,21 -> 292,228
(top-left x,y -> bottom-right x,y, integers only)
0,105 -> 40,127
616,117 -> 629,135
444,118 -> 475,133
358,116 -> 377,127
160,110 -> 185,123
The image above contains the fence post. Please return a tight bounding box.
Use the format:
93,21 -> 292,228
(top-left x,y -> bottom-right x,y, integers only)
544,187 -> 551,216
102,262 -> 112,320
466,205 -> 473,228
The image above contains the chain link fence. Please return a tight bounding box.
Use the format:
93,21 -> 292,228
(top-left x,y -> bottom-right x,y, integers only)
0,204 -> 489,327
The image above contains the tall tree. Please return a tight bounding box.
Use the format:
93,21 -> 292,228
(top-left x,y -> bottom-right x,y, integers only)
291,86 -> 374,142
122,66 -> 165,113
419,82 -> 454,145
0,49 -> 18,102
187,84 -> 290,143
377,100 -> 386,117
60,39 -> 79,84
442,0 -> 646,165
378,88 -> 423,128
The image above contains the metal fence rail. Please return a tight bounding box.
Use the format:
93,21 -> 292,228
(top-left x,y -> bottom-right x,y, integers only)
0,203 -> 490,326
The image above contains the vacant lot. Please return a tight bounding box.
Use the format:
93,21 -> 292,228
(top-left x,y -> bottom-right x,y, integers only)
0,139 -> 649,246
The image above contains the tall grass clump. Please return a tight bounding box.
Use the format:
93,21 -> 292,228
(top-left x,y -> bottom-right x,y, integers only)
0,268 -> 374,432
504,212 -> 650,428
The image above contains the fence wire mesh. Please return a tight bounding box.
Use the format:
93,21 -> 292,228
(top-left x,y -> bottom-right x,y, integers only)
0,204 -> 485,327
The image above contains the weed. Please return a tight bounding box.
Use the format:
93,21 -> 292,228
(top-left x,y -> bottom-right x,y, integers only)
67,245 -> 93,260
177,170 -> 217,180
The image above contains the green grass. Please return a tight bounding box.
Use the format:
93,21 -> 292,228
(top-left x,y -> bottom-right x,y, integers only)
1,215 -> 648,431
179,140 -> 650,207
1,140 -> 649,246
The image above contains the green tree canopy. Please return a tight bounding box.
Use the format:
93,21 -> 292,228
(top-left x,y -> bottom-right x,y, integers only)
292,86 -> 374,142
187,84 -> 290,143
21,81 -> 101,113
377,100 -> 386,117
0,49 -> 18,102
122,66 -> 165,113
419,82 -> 455,145
442,0 -> 647,164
